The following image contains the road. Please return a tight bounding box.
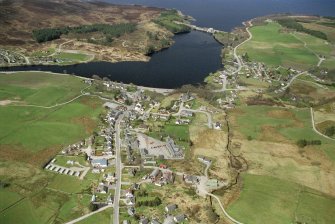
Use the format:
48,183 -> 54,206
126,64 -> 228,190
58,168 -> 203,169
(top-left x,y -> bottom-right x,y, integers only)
281,71 -> 307,91
310,107 -> 335,141
113,114 -> 124,224
65,205 -> 113,224
173,103 -> 212,128
206,193 -> 244,224
232,20 -> 253,75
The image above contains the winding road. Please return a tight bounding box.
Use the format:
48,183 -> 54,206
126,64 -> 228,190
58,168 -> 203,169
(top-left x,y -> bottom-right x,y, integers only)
310,107 -> 335,141
232,21 -> 253,75
206,192 -> 244,224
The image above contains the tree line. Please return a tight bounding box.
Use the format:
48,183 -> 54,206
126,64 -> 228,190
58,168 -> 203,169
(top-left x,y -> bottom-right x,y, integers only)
277,18 -> 327,40
32,23 -> 137,43
297,139 -> 322,148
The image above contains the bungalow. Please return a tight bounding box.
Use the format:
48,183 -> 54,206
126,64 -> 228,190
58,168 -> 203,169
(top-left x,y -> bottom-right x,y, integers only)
174,214 -> 186,223
91,158 -> 108,168
165,204 -> 177,213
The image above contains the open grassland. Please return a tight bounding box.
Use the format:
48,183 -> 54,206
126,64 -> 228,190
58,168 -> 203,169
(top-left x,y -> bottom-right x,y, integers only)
0,72 -> 103,223
0,72 -> 86,106
227,174 -> 335,224
238,22 -> 320,70
0,160 -> 93,224
289,79 -> 335,104
0,72 -> 102,158
230,105 -> 335,197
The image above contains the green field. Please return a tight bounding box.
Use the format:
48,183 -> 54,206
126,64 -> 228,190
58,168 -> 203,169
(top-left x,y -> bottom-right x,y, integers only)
0,72 -> 103,224
227,174 -> 335,224
238,22 -> 319,70
234,105 -> 335,160
0,72 -> 102,154
56,52 -> 90,62
77,208 -> 112,224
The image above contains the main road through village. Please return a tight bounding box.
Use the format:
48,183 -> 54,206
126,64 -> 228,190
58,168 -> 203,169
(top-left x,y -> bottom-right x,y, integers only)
113,114 -> 124,224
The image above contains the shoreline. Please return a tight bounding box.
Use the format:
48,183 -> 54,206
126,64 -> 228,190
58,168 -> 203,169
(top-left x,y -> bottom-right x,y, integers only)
0,70 -> 175,94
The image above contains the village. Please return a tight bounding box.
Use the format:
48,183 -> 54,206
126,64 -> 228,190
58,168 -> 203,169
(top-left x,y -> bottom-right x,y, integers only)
42,77 -> 228,224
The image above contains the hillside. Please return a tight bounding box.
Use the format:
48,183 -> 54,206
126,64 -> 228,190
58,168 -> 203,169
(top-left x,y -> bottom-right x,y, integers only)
0,0 -> 188,65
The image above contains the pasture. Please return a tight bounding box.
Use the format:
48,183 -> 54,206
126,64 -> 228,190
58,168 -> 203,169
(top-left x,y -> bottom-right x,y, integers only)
238,22 -> 319,70
227,174 -> 335,224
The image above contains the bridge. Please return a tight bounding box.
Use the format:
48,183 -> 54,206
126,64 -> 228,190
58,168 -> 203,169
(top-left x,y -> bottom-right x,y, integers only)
174,21 -> 222,34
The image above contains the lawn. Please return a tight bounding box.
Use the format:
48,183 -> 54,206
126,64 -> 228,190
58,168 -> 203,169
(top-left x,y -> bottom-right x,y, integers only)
163,124 -> 189,141
238,21 -> 319,70
227,174 -> 335,224
53,155 -> 89,168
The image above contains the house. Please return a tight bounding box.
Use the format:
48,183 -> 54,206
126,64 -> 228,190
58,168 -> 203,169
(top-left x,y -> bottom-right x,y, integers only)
132,183 -> 141,190
96,184 -> 108,194
128,207 -> 135,216
174,214 -> 186,223
165,204 -> 177,213
107,195 -> 113,205
149,168 -> 160,180
125,189 -> 134,198
151,219 -> 161,224
126,197 -> 135,206
184,175 -> 199,184
214,122 -> 222,130
139,217 -> 149,224
180,110 -> 193,117
91,158 -> 108,168
159,164 -> 167,169
91,194 -> 96,202
198,157 -> 212,165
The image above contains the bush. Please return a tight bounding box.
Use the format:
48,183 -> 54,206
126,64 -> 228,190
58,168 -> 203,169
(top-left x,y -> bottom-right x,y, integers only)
33,23 -> 136,43
297,139 -> 321,148
154,10 -> 191,34
325,126 -> 335,137
137,196 -> 161,207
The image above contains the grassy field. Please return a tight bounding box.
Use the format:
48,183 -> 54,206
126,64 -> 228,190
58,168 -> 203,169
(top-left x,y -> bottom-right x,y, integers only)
0,72 -> 102,155
56,52 -> 91,62
233,105 -> 335,158
76,207 -> 112,224
238,22 -> 319,70
227,174 -> 335,224
0,72 -> 104,223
